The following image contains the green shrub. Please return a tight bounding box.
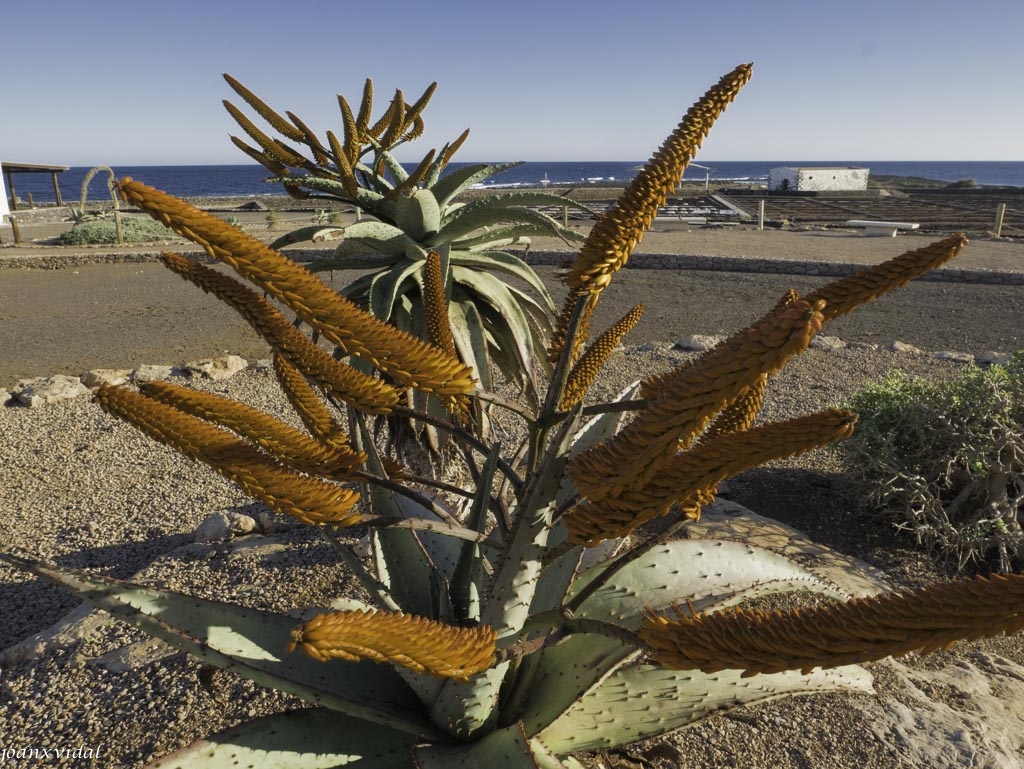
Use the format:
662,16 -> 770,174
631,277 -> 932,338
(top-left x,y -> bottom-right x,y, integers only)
58,216 -> 178,245
844,355 -> 1024,571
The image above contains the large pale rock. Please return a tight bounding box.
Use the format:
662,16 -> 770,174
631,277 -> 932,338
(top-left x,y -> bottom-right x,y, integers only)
81,368 -> 132,388
934,350 -> 975,364
889,340 -> 924,355
184,355 -> 248,381
673,334 -> 724,352
13,375 -> 90,408
0,389 -> 9,407
978,351 -> 1012,366
132,364 -> 175,383
810,334 -> 847,351
193,511 -> 257,542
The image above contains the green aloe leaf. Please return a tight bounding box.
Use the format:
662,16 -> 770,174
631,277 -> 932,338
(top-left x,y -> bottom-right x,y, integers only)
433,205 -> 574,247
537,662 -> 873,753
395,189 -> 441,241
337,221 -> 421,256
269,225 -> 345,250
451,443 -> 502,624
415,721 -> 563,769
568,539 -> 849,630
452,266 -> 539,393
352,414 -> 447,619
0,553 -> 439,740
369,260 -> 423,321
448,291 -> 492,393
430,162 -> 525,208
149,708 -> 418,768
449,251 -> 556,313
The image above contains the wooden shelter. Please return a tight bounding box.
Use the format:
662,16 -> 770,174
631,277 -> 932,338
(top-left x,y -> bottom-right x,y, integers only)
2,161 -> 69,210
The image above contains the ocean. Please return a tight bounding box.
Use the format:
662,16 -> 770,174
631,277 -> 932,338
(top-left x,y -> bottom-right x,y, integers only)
7,161 -> 1024,204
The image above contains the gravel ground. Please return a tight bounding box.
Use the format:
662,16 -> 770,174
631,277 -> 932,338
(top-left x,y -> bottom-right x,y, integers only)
2,229 -> 1024,766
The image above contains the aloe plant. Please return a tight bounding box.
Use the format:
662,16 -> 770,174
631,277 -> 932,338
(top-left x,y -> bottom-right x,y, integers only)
7,64 -> 1024,769
224,74 -> 592,413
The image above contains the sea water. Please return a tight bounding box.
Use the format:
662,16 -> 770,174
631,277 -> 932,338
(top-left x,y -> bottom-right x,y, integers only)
7,161 -> 1024,204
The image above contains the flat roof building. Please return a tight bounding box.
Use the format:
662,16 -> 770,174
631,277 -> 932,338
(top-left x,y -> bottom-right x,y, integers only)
768,166 -> 869,192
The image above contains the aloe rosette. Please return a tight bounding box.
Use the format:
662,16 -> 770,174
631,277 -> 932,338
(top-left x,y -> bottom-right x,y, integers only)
225,74 -> 593,406
5,64 -> 1017,769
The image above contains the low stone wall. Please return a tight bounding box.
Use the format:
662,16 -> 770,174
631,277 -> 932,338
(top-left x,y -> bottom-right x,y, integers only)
3,247 -> 1022,286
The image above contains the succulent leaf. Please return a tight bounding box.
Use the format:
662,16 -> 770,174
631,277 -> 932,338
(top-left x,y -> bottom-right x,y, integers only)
0,554 -> 441,740
567,539 -> 849,630
537,663 -> 872,753
430,161 -> 524,208
148,708 -> 418,769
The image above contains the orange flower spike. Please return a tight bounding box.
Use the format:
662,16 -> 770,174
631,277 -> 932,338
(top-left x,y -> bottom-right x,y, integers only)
566,409 -> 856,546
560,304 -> 645,411
160,253 -> 399,415
272,353 -> 352,450
569,298 -> 821,502
138,380 -> 364,479
288,609 -> 496,681
641,573 -> 1024,677
118,180 -> 475,403
94,385 -> 362,527
549,63 -> 753,362
805,233 -> 968,322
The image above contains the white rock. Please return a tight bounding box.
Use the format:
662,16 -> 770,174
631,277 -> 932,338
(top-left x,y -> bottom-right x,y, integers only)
933,350 -> 974,364
81,368 -> 133,388
13,375 -> 90,408
0,389 -> 9,407
193,511 -> 257,542
184,355 -> 248,381
673,334 -> 724,352
810,335 -> 847,351
132,364 -> 175,383
977,351 -> 1012,366
889,340 -> 924,355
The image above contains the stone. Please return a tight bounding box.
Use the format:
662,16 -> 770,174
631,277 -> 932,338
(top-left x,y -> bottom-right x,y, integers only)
81,368 -> 132,388
132,364 -> 175,383
673,334 -> 724,352
0,389 -> 10,407
184,355 -> 248,382
237,200 -> 268,211
810,335 -> 847,351
933,350 -> 974,364
977,351 -> 1012,366
889,340 -> 924,355
250,358 -> 274,374
193,511 -> 257,542
13,375 -> 90,408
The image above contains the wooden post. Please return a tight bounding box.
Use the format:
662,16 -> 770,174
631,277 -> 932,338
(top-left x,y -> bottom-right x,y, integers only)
10,216 -> 20,244
51,171 -> 64,206
994,203 -> 1006,238
26,192 -> 34,208
6,172 -> 17,211
758,199 -> 765,231
562,205 -> 568,229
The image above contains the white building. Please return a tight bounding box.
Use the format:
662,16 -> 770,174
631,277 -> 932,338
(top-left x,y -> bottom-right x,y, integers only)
768,166 -> 869,192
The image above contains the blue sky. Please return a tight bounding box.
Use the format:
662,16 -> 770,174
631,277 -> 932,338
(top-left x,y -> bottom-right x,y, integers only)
4,0 -> 1021,165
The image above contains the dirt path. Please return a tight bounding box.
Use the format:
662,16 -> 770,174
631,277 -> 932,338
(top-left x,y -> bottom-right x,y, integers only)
1,258 -> 1021,389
